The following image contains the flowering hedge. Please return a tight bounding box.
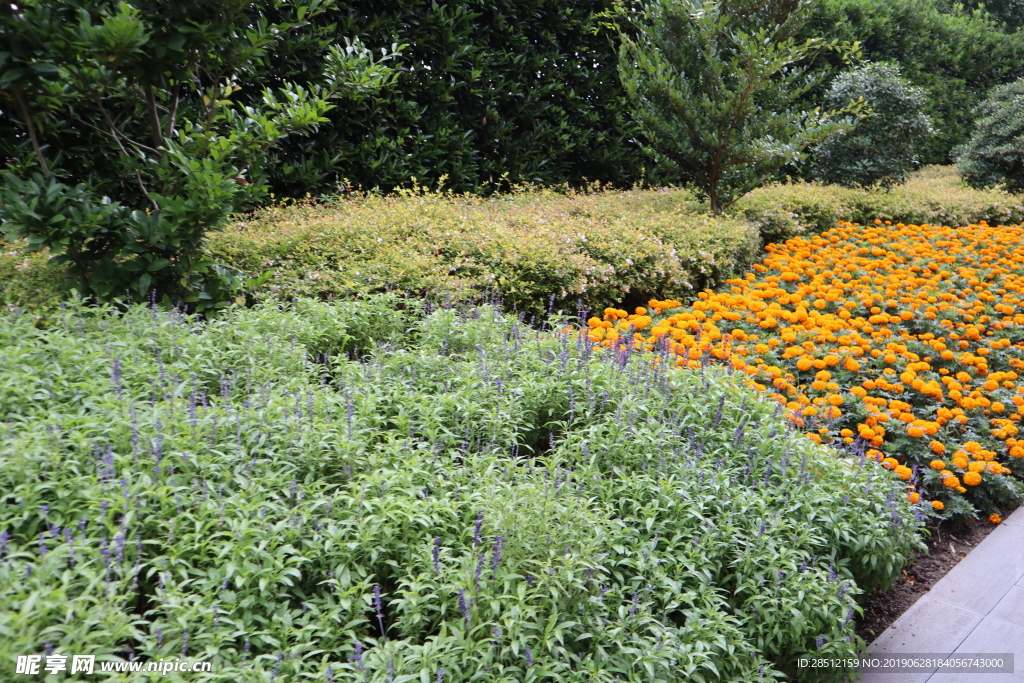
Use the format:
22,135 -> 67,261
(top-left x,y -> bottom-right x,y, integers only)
586,220 -> 1024,520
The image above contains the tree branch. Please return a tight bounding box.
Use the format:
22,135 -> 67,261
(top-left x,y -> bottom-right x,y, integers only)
166,82 -> 181,139
91,94 -> 159,211
12,89 -> 50,177
144,85 -> 166,157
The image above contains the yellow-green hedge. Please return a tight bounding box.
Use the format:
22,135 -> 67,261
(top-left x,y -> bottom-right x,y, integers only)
736,166 -> 1024,243
207,186 -> 759,316
7,167 -> 1019,318
0,244 -> 70,319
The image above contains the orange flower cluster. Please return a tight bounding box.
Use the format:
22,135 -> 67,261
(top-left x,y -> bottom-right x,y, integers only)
586,220 -> 1024,520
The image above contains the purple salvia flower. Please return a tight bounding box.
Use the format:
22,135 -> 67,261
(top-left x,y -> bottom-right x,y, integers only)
111,357 -> 122,394
114,530 -> 126,565
386,659 -> 395,683
156,627 -> 164,650
472,510 -> 484,547
39,504 -> 49,516
349,640 -> 364,671
433,537 -> 442,573
838,582 -> 848,598
37,532 -> 47,557
270,651 -> 282,682
458,588 -> 471,624
181,628 -> 188,657
490,536 -> 505,576
436,668 -> 445,683
373,584 -> 386,637
525,648 -> 533,666
474,553 -> 484,590
816,634 -> 825,649
325,665 -> 335,683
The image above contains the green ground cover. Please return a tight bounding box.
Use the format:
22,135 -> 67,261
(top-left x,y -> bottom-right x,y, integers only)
0,296 -> 922,682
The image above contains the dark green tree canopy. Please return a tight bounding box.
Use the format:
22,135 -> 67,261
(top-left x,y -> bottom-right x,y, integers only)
955,77 -> 1024,194
617,0 -> 859,214
0,0 -> 400,309
809,62 -> 935,189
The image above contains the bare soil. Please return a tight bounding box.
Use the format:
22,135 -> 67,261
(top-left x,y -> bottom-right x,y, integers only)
855,507 -> 1017,643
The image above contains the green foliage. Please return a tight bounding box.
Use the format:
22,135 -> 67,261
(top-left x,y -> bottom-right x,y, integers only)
616,0 -> 860,214
795,0 -> 1024,165
955,78 -> 1024,194
204,186 -> 759,318
735,166 -> 1024,241
0,295 -> 923,682
249,0 -> 649,197
0,0 -> 401,311
810,62 -> 935,189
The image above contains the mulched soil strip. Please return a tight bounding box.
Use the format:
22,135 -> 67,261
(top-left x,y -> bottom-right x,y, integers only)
855,504 -> 1020,643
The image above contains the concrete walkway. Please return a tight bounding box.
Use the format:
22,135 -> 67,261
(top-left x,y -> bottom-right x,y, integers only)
857,506 -> 1024,682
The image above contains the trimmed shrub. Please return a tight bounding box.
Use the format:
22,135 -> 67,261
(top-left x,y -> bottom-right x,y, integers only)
810,63 -> 935,189
955,78 -> 1024,194
206,186 -> 759,317
0,243 -> 69,320
0,295 -> 922,682
736,165 -> 1024,240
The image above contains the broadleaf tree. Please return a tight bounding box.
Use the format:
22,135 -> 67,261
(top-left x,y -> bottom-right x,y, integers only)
0,0 -> 402,311
616,0 -> 862,214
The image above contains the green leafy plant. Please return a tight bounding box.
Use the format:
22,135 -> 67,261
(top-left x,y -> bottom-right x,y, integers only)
795,0 -> 1024,165
809,62 -> 935,189
0,0 -> 401,311
955,77 -> 1024,194
616,0 -> 861,214
0,294 -> 923,682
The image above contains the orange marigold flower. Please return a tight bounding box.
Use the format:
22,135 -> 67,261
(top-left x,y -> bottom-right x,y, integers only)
908,492 -> 921,504
989,513 -> 1002,524
931,500 -> 945,511
943,475 -> 961,488
929,459 -> 946,470
963,471 -> 982,486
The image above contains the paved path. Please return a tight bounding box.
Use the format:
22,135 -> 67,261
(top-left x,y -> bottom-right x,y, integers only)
857,506 -> 1024,682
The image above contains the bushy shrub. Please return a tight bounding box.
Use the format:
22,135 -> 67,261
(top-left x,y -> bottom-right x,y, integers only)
587,220 -> 1024,522
206,186 -> 759,317
735,165 -> 1024,238
0,295 -> 921,682
796,0 -> 1024,164
0,0 -> 400,311
955,78 -> 1024,194
810,63 -> 934,189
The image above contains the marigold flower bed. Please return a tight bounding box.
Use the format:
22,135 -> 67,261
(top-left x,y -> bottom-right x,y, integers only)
586,220 -> 1024,521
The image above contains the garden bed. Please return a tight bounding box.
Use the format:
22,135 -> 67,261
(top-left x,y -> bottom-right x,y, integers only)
0,295 -> 920,683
